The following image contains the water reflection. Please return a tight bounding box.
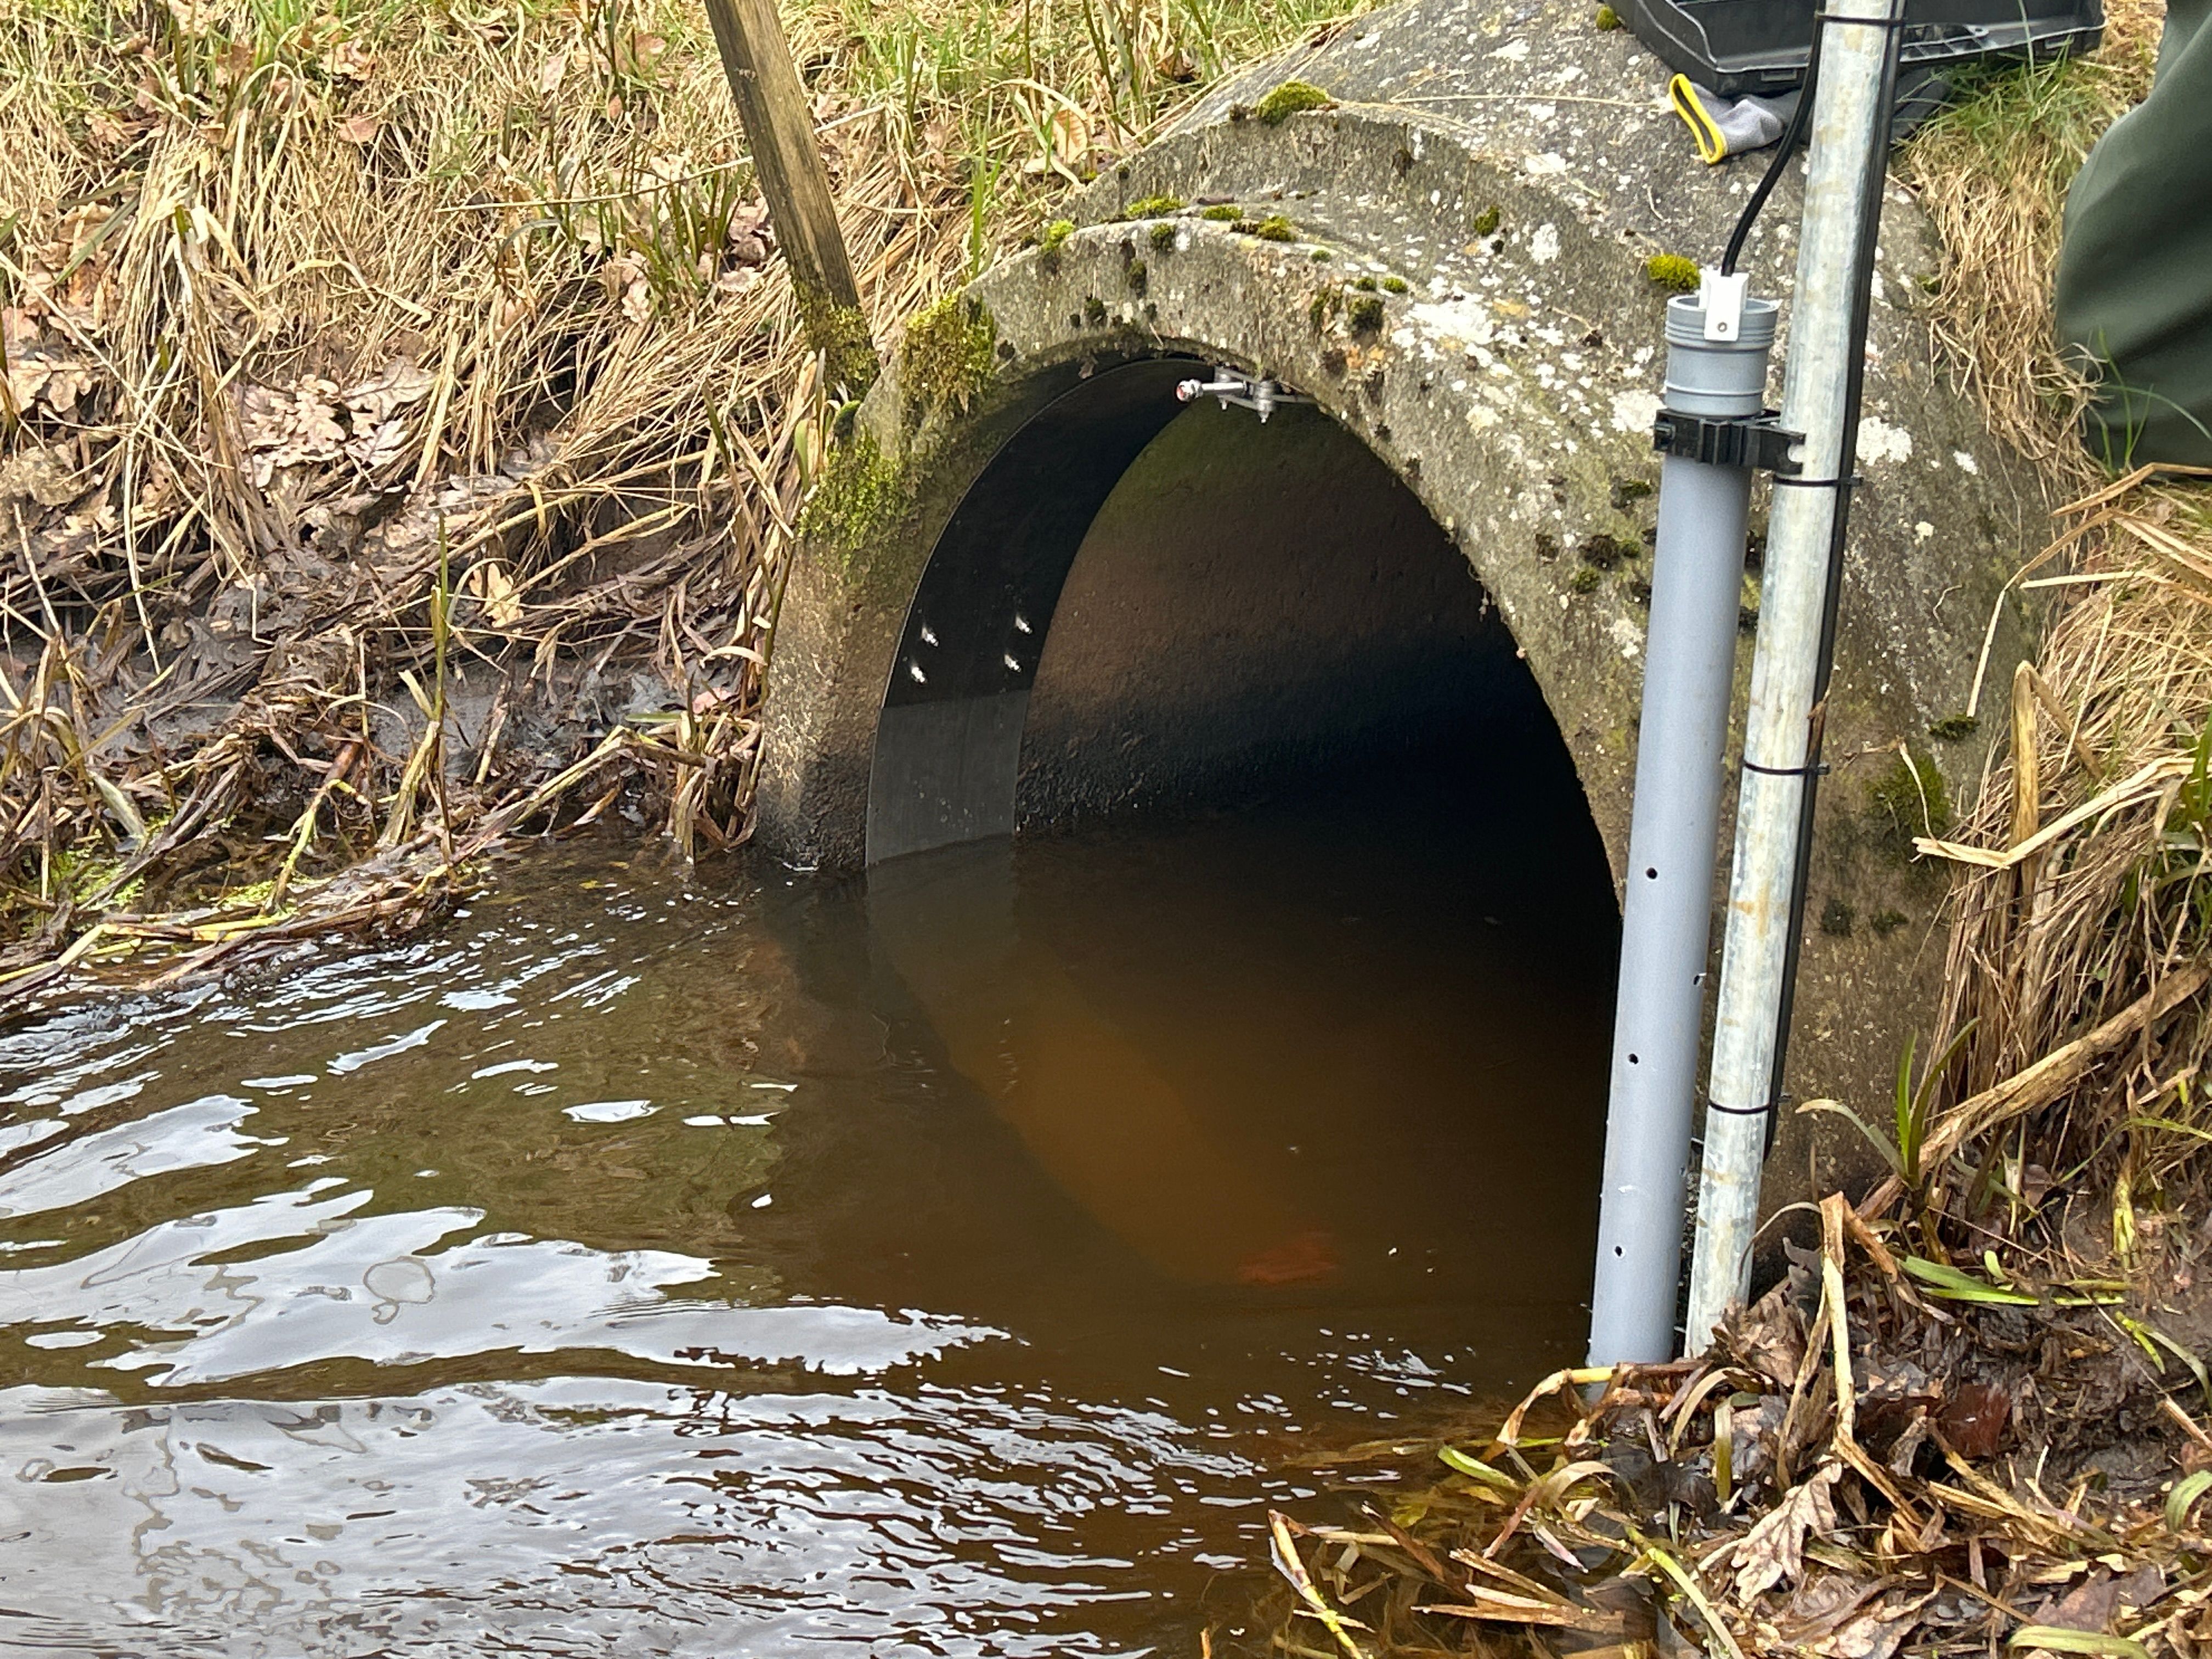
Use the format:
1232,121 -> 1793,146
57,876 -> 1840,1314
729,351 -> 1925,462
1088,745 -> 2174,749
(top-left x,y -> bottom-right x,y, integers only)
0,739 -> 1614,1655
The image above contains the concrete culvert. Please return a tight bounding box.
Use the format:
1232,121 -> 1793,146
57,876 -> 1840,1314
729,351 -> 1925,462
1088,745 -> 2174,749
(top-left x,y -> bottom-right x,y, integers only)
759,0 -> 2046,1211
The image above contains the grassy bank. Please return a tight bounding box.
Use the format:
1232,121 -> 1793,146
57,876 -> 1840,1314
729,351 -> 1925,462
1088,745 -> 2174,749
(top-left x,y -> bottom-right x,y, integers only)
0,0 -> 1367,1000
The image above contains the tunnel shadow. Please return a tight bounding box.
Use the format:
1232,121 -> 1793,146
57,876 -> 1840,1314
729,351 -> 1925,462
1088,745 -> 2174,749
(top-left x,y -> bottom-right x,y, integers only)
857,361 -> 1620,1311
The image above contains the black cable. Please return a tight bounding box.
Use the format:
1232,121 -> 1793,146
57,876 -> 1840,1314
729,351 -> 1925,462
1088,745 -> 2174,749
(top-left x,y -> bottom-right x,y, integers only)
1760,9 -> 1906,1145
1719,41 -> 1820,276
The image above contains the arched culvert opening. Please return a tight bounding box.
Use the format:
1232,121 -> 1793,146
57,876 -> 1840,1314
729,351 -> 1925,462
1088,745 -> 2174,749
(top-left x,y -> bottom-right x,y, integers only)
859,360 -> 1622,1330
866,356 -> 1617,872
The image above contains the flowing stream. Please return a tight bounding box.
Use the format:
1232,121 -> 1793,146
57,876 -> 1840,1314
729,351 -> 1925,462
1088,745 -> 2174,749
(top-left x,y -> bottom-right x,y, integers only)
0,739 -> 1616,1656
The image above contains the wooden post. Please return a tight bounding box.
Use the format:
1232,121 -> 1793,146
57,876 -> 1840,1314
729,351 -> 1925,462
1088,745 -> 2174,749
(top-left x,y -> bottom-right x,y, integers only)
702,0 -> 879,396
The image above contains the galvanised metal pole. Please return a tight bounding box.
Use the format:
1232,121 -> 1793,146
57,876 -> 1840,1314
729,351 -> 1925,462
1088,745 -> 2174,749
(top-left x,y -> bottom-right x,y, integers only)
1684,0 -> 1906,1350
1588,285 -> 1779,1365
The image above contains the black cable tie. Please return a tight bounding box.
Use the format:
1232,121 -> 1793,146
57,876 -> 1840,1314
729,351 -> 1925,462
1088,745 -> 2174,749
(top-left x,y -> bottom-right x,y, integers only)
1741,758 -> 1831,778
1706,1097 -> 1777,1116
1770,472 -> 1863,490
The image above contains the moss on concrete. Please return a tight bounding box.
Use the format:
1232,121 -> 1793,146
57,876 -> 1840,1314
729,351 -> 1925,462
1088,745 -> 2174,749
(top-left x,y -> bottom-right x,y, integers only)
1866,746 -> 1953,851
1122,194 -> 1185,218
1646,253 -> 1700,294
1254,78 -> 1333,125
1595,3 -> 1622,27
1038,219 -> 1076,277
793,289 -> 881,400
1472,204 -> 1501,236
1380,274 -> 1409,294
1347,291 -> 1386,333
1125,258 -> 1149,296
799,430 -> 906,556
1310,283 -> 1345,329
899,294 -> 998,424
1149,222 -> 1177,251
1250,213 -> 1298,242
1927,712 -> 1980,741
1200,204 -> 1244,222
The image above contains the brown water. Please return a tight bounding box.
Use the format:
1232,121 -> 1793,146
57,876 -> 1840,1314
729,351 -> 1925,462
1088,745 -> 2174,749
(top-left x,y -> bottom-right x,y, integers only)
0,741 -> 1616,1657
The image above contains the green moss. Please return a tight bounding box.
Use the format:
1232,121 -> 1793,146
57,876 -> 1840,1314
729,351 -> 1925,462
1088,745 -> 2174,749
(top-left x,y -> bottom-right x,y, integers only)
1866,747 -> 1953,853
1870,908 -> 1910,936
1200,204 -> 1244,222
1149,222 -> 1177,251
1568,565 -> 1603,594
793,289 -> 881,400
1352,275 -> 1378,292
1346,292 -> 1385,334
1122,194 -> 1184,219
1253,78 -> 1331,125
1084,295 -> 1108,325
1610,476 -> 1655,507
899,294 -> 997,424
799,431 -> 906,553
1927,712 -> 1980,741
1125,258 -> 1148,297
1594,3 -> 1622,27
1820,898 -> 1855,936
1645,253 -> 1701,295
1380,274 -> 1409,294
1250,213 -> 1297,241
1310,283 -> 1344,329
1310,247 -> 1333,262
1579,533 -> 1633,569
1472,205 -> 1501,236
1039,217 -> 1075,274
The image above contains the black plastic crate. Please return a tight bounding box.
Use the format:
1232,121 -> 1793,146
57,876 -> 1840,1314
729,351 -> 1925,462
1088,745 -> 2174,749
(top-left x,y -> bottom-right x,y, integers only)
1624,0 -> 2104,98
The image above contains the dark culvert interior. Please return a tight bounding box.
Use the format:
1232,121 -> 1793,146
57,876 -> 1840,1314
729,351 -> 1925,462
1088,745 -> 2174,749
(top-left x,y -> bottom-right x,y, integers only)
862,354 -> 1624,1325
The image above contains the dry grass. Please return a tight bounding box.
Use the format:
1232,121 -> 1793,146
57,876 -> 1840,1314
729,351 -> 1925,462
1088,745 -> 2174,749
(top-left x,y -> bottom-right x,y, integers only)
0,0 -> 1368,1001
1257,1197 -> 2212,1659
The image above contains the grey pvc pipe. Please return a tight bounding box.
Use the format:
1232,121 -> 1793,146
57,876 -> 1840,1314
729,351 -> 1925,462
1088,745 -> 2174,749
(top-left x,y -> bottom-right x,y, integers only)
1587,292 -> 1778,1366
1685,0 -> 1907,1350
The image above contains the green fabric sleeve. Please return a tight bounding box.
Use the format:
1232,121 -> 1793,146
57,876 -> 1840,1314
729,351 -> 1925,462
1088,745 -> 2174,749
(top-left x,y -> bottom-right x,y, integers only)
2053,0 -> 2212,467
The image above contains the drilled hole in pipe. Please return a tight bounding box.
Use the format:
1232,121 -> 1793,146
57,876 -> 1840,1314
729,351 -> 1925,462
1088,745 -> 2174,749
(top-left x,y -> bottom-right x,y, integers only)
1645,867 -> 1657,879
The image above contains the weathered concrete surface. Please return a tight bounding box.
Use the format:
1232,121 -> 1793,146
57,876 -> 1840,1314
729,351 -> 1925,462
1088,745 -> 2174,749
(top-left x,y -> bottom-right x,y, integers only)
757,0 -> 2047,1201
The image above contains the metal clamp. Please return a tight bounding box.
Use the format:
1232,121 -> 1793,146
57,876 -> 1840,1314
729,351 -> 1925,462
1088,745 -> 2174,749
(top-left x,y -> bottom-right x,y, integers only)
1651,410 -> 1804,475
1176,367 -> 1313,424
